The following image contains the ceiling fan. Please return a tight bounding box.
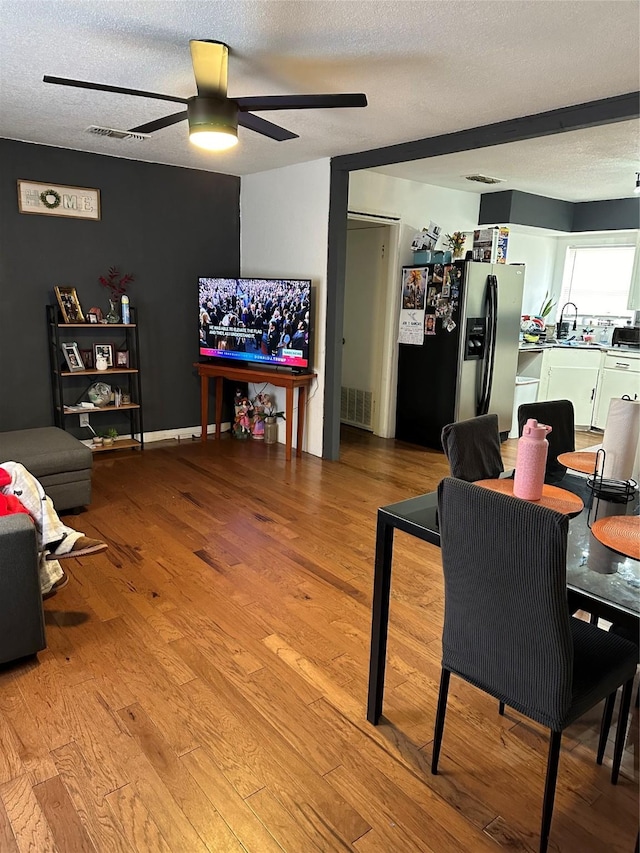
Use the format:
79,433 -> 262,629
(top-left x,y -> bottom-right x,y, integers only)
44,39 -> 368,151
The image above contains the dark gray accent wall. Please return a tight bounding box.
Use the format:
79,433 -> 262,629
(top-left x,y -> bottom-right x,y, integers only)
0,139 -> 240,434
479,190 -> 573,231
479,189 -> 640,231
573,197 -> 640,232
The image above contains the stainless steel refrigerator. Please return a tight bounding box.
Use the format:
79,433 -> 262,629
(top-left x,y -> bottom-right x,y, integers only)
395,260 -> 525,448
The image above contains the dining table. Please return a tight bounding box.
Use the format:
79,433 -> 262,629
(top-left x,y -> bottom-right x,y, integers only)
367,472 -> 640,725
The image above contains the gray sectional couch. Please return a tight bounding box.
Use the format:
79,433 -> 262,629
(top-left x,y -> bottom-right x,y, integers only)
0,427 -> 92,511
0,426 -> 92,665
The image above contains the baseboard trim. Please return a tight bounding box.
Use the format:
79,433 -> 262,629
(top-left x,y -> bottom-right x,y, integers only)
80,422 -> 231,448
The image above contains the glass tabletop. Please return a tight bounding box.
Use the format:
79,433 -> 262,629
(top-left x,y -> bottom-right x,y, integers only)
380,474 -> 639,621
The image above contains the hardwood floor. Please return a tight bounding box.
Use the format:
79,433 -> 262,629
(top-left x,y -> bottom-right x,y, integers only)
1,427 -> 637,852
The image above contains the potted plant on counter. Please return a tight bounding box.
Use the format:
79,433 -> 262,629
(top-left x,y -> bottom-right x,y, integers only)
537,290 -> 556,340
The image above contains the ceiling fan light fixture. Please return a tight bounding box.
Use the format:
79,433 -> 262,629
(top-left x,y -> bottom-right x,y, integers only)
190,129 -> 238,151
188,96 -> 238,151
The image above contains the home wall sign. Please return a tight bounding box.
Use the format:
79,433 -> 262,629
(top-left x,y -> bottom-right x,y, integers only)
17,180 -> 101,220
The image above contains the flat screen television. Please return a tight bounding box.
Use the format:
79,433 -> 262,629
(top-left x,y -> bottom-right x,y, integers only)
199,277 -> 312,371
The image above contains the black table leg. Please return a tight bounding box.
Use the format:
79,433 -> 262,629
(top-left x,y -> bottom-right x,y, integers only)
367,513 -> 394,724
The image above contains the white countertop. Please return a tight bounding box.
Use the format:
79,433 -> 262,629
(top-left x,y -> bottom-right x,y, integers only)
518,341 -> 640,351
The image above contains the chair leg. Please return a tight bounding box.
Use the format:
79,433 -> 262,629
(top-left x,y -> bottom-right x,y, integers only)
597,691 -> 617,765
431,668 -> 450,775
539,730 -> 562,853
611,677 -> 634,785
498,701 -> 505,716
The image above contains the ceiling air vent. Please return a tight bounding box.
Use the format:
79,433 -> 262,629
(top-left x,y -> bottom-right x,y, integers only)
465,174 -> 504,185
85,125 -> 150,141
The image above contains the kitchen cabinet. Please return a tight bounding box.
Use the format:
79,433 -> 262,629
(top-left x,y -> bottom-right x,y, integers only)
592,351 -> 640,429
537,347 -> 602,427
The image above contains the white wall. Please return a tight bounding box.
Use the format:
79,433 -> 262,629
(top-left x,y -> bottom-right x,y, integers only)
349,170 -> 480,267
240,159 -> 331,457
502,226 -> 558,317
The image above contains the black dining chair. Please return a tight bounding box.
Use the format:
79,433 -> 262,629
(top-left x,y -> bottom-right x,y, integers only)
433,477 -> 638,853
441,413 -> 504,482
517,399 -> 575,485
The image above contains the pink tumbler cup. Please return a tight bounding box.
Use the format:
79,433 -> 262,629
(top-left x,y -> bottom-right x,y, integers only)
513,418 -> 552,501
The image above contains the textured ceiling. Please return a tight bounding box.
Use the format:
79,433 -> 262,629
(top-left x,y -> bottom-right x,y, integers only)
1,0 -> 639,201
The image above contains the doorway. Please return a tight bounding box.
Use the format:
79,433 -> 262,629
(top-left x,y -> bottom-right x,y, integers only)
341,214 -> 401,444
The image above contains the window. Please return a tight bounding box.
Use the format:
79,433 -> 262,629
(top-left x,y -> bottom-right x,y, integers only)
559,246 -> 635,320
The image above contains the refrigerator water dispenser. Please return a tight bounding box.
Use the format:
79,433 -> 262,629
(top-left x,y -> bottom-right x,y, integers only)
465,317 -> 486,360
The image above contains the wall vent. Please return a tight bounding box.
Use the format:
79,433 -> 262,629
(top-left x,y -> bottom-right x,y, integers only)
465,174 -> 504,185
85,125 -> 150,141
340,387 -> 373,430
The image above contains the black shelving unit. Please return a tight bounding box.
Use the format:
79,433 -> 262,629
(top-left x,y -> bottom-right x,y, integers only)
47,304 -> 144,452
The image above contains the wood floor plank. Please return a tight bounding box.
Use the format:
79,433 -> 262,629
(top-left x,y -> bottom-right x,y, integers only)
311,697 -> 500,851
0,672 -> 59,786
181,748 -> 285,853
32,775 -> 98,853
176,650 -> 371,842
105,782 -> 172,853
167,597 -> 324,706
52,742 -> 133,853
117,704 -> 247,853
245,784 -> 353,853
0,773 -> 58,853
0,795 -> 19,852
59,681 -> 137,796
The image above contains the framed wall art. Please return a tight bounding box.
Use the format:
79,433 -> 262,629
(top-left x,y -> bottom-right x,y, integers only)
115,349 -> 129,368
54,286 -> 85,323
17,180 -> 101,220
61,342 -> 84,372
79,349 -> 94,369
93,342 -> 114,368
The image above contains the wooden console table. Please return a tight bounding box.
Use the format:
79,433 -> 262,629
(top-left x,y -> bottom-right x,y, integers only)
194,363 -> 316,462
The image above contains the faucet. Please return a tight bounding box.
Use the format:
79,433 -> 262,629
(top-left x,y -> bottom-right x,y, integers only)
557,302 -> 578,339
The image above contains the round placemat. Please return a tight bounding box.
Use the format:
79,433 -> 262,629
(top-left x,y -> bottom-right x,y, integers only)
557,451 -> 598,475
591,515 -> 640,560
475,478 -> 584,517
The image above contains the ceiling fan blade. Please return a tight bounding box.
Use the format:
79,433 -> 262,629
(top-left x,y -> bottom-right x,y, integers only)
43,75 -> 188,105
129,111 -> 188,134
238,112 -> 298,142
189,40 -> 228,98
236,93 -> 368,112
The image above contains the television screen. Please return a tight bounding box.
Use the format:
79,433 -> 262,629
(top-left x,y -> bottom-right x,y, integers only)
199,277 -> 312,370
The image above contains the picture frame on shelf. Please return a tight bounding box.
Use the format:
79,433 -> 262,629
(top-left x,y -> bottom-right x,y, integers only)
93,342 -> 114,368
115,349 -> 129,368
88,312 -> 99,324
61,341 -> 85,372
79,349 -> 94,369
54,285 -> 85,323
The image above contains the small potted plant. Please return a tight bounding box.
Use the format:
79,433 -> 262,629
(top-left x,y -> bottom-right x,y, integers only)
102,427 -> 118,446
537,290 -> 557,340
445,231 -> 466,259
